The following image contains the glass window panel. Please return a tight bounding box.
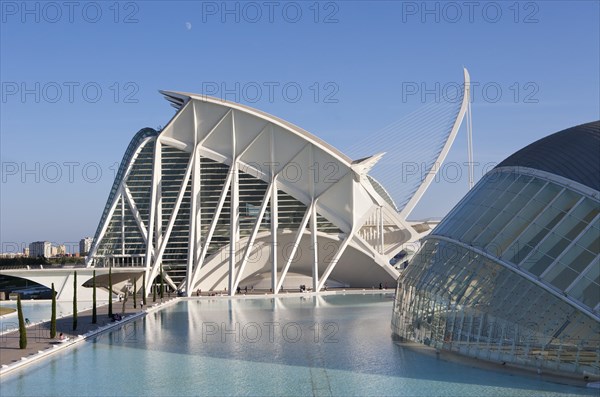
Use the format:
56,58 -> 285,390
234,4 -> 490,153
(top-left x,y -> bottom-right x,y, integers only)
532,182 -> 562,204
512,174 -> 533,189
562,246 -> 595,274
550,189 -> 580,214
567,258 -> 599,304
525,251 -> 554,276
555,212 -> 590,242
543,264 -> 579,291
535,205 -> 568,231
536,232 -> 571,260
558,226 -> 599,271
451,203 -> 485,240
504,240 -> 533,265
571,198 -> 600,225
441,173 -> 517,239
489,216 -> 531,256
503,218 -> 552,265
487,172 -> 516,193
462,202 -> 505,243
477,184 -> 542,248
435,202 -> 475,237
582,220 -> 600,255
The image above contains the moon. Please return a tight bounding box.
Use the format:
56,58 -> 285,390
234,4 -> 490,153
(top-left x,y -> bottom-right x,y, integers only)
185,22 -> 192,30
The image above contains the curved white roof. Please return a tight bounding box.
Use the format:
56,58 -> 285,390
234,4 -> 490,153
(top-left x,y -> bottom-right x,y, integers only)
160,90 -> 352,165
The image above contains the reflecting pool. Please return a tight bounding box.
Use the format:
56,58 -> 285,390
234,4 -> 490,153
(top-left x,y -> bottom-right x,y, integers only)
1,300 -> 106,329
0,294 -> 595,396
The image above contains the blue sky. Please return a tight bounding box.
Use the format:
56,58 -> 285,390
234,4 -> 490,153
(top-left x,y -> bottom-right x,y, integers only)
1,1 -> 599,253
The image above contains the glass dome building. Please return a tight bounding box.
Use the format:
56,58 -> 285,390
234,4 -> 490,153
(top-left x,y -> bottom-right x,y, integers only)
392,121 -> 600,378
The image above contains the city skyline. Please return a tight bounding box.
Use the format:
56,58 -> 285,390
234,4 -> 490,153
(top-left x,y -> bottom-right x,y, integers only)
2,1 -> 599,249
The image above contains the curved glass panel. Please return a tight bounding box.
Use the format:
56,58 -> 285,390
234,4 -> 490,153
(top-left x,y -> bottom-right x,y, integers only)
429,169 -> 600,312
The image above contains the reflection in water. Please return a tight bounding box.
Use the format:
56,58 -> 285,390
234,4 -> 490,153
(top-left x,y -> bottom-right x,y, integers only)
0,294 -> 595,397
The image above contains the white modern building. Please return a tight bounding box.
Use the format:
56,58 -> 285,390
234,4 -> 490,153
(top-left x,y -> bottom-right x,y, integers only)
29,241 -> 52,258
85,70 -> 473,297
0,70 -> 473,299
392,121 -> 600,377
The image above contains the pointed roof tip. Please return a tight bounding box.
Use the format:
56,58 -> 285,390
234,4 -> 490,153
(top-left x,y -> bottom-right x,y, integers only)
352,152 -> 386,165
351,152 -> 386,177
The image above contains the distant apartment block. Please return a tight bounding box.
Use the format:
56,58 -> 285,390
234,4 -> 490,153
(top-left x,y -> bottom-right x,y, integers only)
56,244 -> 66,256
80,237 -> 93,256
29,241 -> 52,258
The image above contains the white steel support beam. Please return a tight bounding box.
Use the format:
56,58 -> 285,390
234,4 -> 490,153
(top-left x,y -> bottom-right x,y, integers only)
316,232 -> 354,291
270,126 -> 278,293
271,177 -> 279,293
379,206 -> 384,254
186,147 -> 201,295
147,151 -> 196,292
233,183 -> 273,294
310,201 -> 319,292
229,112 -> 239,296
120,195 -> 125,255
189,167 -> 234,290
309,145 -> 319,292
155,145 -> 164,250
144,139 -> 161,294
316,168 -> 357,291
123,186 -> 148,243
275,205 -> 312,293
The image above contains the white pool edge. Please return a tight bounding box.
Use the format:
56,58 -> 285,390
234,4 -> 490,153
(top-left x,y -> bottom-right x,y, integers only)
0,298 -> 180,378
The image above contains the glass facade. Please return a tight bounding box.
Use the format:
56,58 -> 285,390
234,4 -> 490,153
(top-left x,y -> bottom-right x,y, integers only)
393,167 -> 600,377
90,140 -> 346,287
434,169 -> 599,312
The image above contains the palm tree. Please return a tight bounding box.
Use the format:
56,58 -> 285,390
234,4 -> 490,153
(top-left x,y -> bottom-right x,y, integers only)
17,294 -> 27,349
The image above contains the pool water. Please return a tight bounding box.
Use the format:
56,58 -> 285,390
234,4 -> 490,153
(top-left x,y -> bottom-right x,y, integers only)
1,300 -> 107,331
0,294 -> 595,396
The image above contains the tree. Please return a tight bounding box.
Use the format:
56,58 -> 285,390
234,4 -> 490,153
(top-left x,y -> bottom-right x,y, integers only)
108,265 -> 113,317
142,272 -> 147,306
160,264 -> 164,300
133,277 -> 137,309
72,271 -> 78,330
50,283 -> 57,338
92,270 -> 97,324
17,294 -> 27,349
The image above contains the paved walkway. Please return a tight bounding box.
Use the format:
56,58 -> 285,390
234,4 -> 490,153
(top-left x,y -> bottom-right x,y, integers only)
0,295 -> 152,367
